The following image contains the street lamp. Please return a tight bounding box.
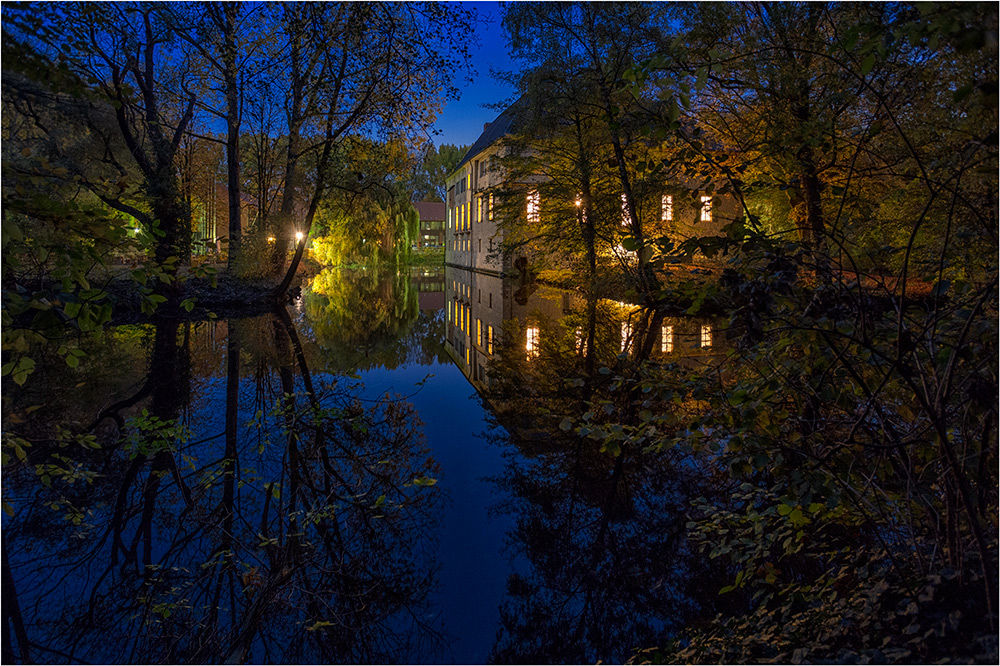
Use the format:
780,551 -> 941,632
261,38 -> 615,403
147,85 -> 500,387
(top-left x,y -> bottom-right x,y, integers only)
295,231 -> 304,242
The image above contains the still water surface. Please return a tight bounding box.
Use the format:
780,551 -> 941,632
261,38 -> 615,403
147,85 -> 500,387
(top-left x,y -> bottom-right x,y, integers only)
4,266 -> 727,664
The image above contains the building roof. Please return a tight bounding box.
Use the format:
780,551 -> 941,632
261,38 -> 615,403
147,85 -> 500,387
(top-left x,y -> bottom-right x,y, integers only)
453,100 -> 523,174
413,200 -> 446,221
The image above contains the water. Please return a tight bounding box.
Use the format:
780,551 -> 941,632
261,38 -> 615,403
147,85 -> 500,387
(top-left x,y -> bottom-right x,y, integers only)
2,266 -> 728,664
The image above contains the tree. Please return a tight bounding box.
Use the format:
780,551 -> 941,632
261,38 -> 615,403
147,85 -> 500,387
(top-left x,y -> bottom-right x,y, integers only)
267,1 -> 476,287
163,2 -> 272,269
4,2 -> 197,278
409,142 -> 469,202
501,1 -> 678,298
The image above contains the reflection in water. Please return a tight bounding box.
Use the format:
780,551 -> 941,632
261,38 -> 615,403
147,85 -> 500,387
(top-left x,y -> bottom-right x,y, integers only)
4,306 -> 443,664
6,265 -> 735,664
443,266 -> 734,663
304,268 -> 448,373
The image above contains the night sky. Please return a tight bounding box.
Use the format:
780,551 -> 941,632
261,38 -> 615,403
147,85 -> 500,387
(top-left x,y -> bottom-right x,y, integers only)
430,1 -> 519,149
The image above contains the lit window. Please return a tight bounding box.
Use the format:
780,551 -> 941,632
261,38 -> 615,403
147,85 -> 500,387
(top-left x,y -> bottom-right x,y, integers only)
488,192 -> 494,221
477,196 -> 482,223
621,193 -> 629,227
700,196 -> 712,223
465,347 -> 470,364
526,189 -> 540,223
487,325 -> 494,354
701,324 -> 713,348
662,194 -> 673,222
477,318 -> 482,346
575,327 -> 584,350
661,324 -> 673,353
526,325 -> 540,359
621,321 -> 632,352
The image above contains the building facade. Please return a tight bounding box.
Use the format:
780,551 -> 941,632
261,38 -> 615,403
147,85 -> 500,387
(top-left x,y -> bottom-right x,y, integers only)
412,201 -> 446,249
444,104 -> 740,276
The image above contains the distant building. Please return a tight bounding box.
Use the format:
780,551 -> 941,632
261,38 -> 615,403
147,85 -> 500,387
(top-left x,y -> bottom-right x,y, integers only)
413,201 -> 446,249
443,102 -> 738,275
191,183 -> 255,255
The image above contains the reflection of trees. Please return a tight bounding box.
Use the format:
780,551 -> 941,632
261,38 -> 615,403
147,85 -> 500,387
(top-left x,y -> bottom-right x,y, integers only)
304,267 -> 446,372
484,292 -> 735,663
3,309 -> 442,664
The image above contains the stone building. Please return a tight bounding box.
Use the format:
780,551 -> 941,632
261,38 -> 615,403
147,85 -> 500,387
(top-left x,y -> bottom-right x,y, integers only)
443,102 -> 740,276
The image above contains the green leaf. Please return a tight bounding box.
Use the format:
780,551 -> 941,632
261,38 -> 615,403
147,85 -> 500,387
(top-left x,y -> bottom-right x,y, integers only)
861,53 -> 876,76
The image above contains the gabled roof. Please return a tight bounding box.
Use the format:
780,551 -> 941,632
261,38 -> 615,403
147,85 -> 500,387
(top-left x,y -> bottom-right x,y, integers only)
453,100 -> 524,174
413,200 -> 446,221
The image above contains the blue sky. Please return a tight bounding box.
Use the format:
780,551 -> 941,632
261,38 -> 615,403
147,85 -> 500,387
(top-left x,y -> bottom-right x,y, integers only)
430,1 -> 518,149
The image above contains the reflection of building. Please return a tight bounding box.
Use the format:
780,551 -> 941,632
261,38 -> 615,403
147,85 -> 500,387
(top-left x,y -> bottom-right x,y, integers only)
443,103 -> 740,275
413,201 -> 446,249
444,266 -> 727,392
412,267 -> 446,311
444,266 -> 507,386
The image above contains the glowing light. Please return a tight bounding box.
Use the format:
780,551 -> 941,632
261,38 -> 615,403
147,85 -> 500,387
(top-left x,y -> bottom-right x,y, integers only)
267,236 -> 276,243
526,325 -> 540,359
621,322 -> 632,352
661,325 -> 674,353
295,231 -> 305,242
701,324 -> 713,348
661,194 -> 673,222
526,189 -> 540,223
700,196 -> 712,223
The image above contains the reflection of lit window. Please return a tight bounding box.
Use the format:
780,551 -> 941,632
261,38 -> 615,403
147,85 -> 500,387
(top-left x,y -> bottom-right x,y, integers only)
526,325 -> 540,359
477,318 -> 482,346
487,325 -> 494,354
621,193 -> 629,227
701,324 -> 713,348
465,305 -> 471,335
662,194 -> 673,222
621,322 -> 632,352
700,196 -> 712,222
447,301 -> 451,323
466,347 -> 470,364
661,324 -> 674,353
526,189 -> 540,223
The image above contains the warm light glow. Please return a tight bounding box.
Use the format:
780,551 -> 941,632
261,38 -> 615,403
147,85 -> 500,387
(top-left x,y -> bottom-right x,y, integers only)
487,325 -> 494,354
621,193 -> 629,227
661,325 -> 674,353
701,324 -> 713,348
526,189 -> 540,223
621,322 -> 632,352
700,196 -> 712,223
526,325 -> 540,359
488,193 -> 494,221
477,318 -> 482,346
574,194 -> 582,207
662,194 -> 673,223
296,231 -> 305,241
